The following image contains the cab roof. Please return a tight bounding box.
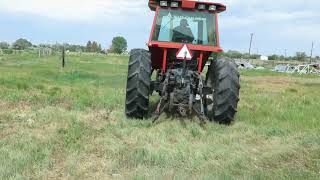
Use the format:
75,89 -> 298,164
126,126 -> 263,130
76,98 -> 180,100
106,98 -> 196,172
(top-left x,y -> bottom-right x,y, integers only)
149,0 -> 226,13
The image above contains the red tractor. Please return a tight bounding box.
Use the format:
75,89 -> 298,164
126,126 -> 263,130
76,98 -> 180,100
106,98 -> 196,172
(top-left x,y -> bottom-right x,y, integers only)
125,0 -> 240,124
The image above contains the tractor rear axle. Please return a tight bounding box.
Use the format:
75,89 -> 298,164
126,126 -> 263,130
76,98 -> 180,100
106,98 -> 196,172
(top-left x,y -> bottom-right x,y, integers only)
152,68 -> 208,123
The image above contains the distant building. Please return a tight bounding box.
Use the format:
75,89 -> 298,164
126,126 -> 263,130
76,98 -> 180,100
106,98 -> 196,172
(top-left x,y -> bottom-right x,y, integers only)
260,55 -> 269,61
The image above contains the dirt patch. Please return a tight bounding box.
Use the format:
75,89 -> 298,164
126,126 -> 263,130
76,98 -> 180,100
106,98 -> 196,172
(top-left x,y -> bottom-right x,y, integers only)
242,76 -> 320,85
0,100 -> 43,111
45,148 -> 68,180
242,76 -> 320,94
73,154 -> 114,179
29,123 -> 65,142
45,152 -> 114,180
80,109 -> 114,130
242,76 -> 294,94
241,76 -> 296,84
0,100 -> 15,110
52,100 -> 74,111
0,123 -> 19,139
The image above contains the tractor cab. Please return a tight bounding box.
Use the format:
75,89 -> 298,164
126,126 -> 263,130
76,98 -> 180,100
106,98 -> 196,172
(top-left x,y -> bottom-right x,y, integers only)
148,0 -> 226,71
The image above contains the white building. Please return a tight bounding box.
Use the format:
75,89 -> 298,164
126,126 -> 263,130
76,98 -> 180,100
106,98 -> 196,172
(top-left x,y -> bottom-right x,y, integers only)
260,55 -> 269,61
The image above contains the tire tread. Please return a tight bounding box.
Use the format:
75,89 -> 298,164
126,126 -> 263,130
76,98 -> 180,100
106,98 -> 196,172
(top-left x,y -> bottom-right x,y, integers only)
206,56 -> 240,124
125,49 -> 151,119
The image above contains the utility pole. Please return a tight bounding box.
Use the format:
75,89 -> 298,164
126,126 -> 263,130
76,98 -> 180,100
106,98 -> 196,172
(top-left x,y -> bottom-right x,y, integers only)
284,49 -> 287,59
310,41 -> 314,63
248,33 -> 254,55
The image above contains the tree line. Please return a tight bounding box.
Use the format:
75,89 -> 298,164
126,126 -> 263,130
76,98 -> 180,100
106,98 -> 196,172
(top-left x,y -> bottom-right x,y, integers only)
3,39 -> 316,61
222,50 -> 319,62
0,36 -> 128,55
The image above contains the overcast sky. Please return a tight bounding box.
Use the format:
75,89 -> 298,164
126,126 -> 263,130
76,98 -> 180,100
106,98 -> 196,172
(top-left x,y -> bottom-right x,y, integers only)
0,0 -> 319,56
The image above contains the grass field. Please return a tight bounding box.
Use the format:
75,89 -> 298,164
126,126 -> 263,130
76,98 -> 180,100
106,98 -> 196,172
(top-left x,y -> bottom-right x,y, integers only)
0,53 -> 319,179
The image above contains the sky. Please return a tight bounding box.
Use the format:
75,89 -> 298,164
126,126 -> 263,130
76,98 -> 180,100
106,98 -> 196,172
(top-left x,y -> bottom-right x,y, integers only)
0,0 -> 319,56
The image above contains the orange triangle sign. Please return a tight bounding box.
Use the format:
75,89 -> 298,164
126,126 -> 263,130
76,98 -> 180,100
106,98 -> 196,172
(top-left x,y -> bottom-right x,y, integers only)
176,44 -> 192,60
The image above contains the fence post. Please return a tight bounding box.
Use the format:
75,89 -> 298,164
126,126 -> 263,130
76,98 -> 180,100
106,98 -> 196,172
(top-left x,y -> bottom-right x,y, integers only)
62,47 -> 65,68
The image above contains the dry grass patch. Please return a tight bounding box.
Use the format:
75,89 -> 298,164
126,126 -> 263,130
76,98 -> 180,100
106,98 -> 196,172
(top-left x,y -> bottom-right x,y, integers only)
0,54 -> 319,179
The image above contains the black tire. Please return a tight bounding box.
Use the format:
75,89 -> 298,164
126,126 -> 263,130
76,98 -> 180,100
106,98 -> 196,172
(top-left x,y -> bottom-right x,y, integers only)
125,49 -> 152,119
205,56 -> 240,124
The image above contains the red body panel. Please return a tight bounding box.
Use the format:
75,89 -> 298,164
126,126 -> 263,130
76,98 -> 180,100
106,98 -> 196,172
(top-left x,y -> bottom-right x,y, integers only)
147,0 -> 226,73
182,0 -> 195,9
149,41 -> 223,52
149,0 -> 226,13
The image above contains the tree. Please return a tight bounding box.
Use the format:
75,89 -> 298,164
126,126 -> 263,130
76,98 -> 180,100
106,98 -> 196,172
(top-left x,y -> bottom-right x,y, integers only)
13,38 -> 32,50
92,41 -> 98,52
0,42 -> 10,49
111,36 -> 127,54
242,53 -> 251,59
98,44 -> 102,52
250,54 -> 261,59
86,41 -> 102,52
268,54 -> 279,60
86,41 -> 92,52
295,52 -> 307,61
224,50 -> 243,59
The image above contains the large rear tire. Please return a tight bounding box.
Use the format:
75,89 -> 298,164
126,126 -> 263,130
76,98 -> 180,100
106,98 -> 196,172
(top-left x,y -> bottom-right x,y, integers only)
125,49 -> 151,119
205,56 -> 240,124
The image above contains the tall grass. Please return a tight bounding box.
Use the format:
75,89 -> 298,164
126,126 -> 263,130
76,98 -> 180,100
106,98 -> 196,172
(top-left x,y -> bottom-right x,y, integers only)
0,53 -> 319,179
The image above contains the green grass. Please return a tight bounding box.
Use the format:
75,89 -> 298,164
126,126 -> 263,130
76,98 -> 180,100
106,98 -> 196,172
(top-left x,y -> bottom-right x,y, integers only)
0,53 -> 319,179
